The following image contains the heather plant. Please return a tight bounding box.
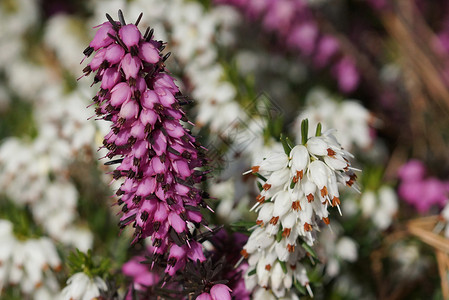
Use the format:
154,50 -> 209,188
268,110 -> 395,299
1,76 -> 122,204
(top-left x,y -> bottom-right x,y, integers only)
2,1 -> 449,299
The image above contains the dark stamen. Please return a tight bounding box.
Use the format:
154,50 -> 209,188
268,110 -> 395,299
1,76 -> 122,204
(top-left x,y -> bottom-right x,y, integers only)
105,13 -> 119,30
163,52 -> 171,62
135,12 -> 143,26
118,9 -> 126,25
167,146 -> 181,156
104,158 -> 123,165
145,28 -> 154,42
83,46 -> 94,57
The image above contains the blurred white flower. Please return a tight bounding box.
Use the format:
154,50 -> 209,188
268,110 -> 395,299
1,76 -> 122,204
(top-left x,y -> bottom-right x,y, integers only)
0,137 -> 93,249
391,242 -> 429,281
212,178 -> 251,222
7,60 -> 53,101
294,88 -> 373,151
361,186 -> 398,230
0,219 -> 61,298
44,14 -> 88,74
0,0 -> 39,66
319,223 -> 358,278
60,272 -> 107,300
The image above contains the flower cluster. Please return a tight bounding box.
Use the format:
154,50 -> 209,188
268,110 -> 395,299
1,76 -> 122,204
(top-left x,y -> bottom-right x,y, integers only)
360,185 -> 398,230
215,0 -> 360,93
0,219 -> 61,299
398,160 -> 449,213
294,88 -> 374,151
318,223 -> 358,278
82,11 -> 208,276
241,121 -> 358,297
0,98 -> 94,251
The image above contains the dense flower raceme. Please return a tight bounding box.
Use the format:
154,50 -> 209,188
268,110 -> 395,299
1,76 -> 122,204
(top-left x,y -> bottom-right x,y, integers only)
82,12 -> 211,278
241,123 -> 358,297
215,0 -> 360,93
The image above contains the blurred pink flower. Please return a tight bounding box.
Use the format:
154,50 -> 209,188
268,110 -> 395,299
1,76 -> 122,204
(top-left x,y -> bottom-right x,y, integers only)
333,57 -> 360,93
215,0 -> 361,93
398,160 -> 449,213
122,256 -> 159,289
398,159 -> 426,182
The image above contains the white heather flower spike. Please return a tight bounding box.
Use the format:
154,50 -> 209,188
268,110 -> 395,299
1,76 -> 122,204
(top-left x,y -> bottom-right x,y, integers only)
242,121 -> 359,296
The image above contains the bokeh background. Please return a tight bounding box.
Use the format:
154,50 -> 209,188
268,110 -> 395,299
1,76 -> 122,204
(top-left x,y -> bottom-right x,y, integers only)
1,0 -> 449,299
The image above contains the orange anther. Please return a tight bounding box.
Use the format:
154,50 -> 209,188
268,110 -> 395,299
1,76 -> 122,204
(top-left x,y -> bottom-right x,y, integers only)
282,228 -> 291,238
304,222 -> 313,232
256,195 -> 265,203
320,186 -> 328,197
332,197 -> 340,206
306,193 -> 314,202
269,216 -> 279,225
292,201 -> 301,211
263,183 -> 272,191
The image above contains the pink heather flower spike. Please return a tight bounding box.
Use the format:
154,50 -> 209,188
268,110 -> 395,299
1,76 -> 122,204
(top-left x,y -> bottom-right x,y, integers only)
82,10 -> 209,278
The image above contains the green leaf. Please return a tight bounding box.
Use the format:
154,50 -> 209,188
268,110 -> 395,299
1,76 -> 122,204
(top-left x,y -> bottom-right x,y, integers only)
230,221 -> 256,231
248,269 -> 257,276
301,242 -> 318,259
290,178 -> 296,189
280,133 -> 292,156
294,280 -> 307,295
315,122 -> 322,137
254,173 -> 268,182
256,181 -> 263,192
276,227 -> 283,243
301,119 -> 309,145
66,249 -> 110,278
